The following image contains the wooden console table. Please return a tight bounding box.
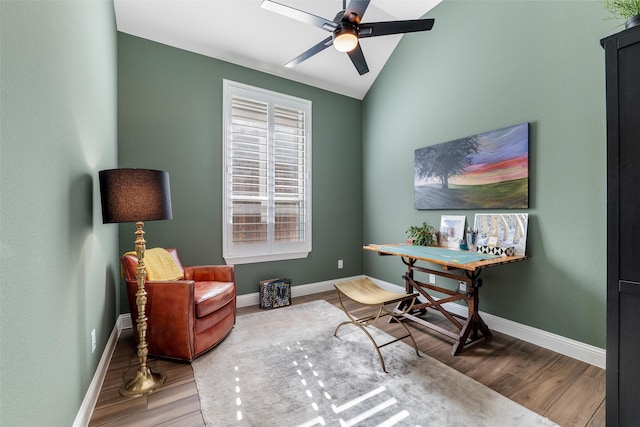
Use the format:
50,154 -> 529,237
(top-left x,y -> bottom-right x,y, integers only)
364,244 -> 529,355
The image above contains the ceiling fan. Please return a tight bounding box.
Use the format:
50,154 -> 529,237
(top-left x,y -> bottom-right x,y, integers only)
261,0 -> 435,75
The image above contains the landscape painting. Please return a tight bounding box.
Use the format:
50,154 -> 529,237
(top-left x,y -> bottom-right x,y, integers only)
414,123 -> 529,209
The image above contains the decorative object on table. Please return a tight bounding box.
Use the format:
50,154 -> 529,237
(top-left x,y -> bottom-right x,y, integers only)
99,168 -> 172,397
465,228 -> 478,252
603,0 -> 640,29
473,213 -> 528,256
259,278 -> 292,309
477,245 -> 516,257
414,123 -> 529,210
439,215 -> 466,248
406,220 -> 438,246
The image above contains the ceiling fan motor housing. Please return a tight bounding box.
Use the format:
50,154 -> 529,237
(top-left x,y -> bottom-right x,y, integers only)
333,22 -> 359,52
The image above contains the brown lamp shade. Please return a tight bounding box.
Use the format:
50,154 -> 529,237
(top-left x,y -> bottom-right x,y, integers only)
99,169 -> 173,224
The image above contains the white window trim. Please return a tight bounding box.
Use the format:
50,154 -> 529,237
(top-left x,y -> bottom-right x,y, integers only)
222,80 -> 312,265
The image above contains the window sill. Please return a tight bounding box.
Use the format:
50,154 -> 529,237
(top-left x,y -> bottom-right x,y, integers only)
224,250 -> 310,265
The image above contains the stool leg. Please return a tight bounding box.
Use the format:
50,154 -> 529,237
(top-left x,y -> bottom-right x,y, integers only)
388,312 -> 421,358
334,320 -> 388,373
334,290 -> 389,373
391,297 -> 421,358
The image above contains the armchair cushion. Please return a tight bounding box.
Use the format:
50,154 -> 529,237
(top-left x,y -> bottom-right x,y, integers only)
194,280 -> 236,318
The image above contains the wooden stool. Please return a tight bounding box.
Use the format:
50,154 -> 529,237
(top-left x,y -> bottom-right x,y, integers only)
333,278 -> 421,373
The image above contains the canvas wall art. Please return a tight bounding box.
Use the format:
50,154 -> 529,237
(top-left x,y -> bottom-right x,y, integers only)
414,123 -> 529,209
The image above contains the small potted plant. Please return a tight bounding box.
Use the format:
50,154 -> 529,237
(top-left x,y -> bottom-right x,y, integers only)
406,221 -> 438,246
603,0 -> 640,29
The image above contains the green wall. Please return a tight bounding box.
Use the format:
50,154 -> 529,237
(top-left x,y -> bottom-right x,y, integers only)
0,1 -> 119,425
363,0 -> 617,348
117,34 -> 363,309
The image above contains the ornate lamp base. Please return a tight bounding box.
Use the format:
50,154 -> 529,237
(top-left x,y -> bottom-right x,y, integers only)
118,221 -> 167,398
120,366 -> 167,398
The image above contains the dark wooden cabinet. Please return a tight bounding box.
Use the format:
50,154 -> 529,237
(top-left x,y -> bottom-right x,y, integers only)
602,25 -> 640,426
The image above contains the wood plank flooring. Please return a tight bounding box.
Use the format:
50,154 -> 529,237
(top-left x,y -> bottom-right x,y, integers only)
89,291 -> 605,426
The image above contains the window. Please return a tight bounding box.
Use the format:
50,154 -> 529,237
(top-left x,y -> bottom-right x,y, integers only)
222,80 -> 312,264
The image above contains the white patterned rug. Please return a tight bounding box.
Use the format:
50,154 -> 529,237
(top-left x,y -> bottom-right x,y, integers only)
192,300 -> 557,427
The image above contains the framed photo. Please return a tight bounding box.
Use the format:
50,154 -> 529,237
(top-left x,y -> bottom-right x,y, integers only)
473,213 -> 528,255
439,215 -> 466,248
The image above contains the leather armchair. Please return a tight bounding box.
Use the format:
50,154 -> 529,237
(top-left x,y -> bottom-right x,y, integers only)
121,248 -> 236,361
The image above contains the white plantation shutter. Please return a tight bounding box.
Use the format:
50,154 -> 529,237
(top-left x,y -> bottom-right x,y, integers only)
223,80 -> 311,264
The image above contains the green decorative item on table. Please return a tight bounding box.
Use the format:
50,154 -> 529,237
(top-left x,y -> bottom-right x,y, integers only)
406,221 -> 438,246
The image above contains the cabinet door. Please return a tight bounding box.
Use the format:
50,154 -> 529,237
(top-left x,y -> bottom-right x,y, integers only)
618,36 -> 640,283
604,26 -> 640,427
618,280 -> 640,426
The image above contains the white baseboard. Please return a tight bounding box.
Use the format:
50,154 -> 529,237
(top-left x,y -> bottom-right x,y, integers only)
236,274 -> 366,307
73,314 -> 129,427
77,274 -> 605,425
472,308 -> 606,368
120,313 -> 132,330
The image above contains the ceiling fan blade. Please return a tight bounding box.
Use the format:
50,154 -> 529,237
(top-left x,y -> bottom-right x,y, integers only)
285,36 -> 333,68
359,19 -> 435,38
347,44 -> 369,75
261,0 -> 337,32
343,0 -> 370,24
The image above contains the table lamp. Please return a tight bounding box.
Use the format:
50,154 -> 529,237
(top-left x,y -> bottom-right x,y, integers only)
99,168 -> 173,397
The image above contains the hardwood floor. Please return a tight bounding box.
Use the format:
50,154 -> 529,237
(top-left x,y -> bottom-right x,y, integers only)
89,291 -> 605,426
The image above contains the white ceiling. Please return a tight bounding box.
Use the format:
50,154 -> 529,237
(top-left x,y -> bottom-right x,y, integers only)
114,0 -> 441,99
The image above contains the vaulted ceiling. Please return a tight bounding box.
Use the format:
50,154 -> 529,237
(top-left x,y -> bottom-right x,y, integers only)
114,0 -> 441,99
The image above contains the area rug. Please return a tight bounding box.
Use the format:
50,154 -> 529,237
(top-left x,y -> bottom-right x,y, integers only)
192,300 -> 557,427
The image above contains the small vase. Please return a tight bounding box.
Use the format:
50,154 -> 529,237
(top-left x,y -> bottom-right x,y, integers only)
625,14 -> 640,29
466,231 -> 478,253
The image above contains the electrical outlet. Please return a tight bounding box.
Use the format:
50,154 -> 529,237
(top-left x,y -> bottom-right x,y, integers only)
458,281 -> 467,293
338,259 -> 344,269
91,329 -> 96,353
429,274 -> 436,284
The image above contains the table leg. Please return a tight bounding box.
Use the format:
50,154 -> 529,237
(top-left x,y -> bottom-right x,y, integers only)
401,261 -> 493,355
452,270 -> 492,355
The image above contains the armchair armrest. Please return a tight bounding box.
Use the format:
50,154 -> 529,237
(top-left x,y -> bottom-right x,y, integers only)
184,265 -> 234,282
126,279 -> 196,360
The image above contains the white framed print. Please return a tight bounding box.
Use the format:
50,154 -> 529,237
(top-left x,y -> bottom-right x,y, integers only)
439,215 -> 466,248
473,213 -> 528,256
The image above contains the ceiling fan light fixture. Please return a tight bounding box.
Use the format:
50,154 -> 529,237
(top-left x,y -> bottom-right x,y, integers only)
333,25 -> 358,52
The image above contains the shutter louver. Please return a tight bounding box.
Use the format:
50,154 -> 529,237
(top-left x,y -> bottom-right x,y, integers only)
229,96 -> 269,244
274,105 -> 306,243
